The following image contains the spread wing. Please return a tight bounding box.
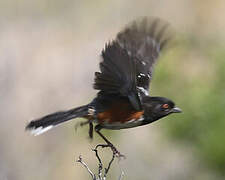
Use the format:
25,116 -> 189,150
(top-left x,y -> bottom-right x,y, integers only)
94,42 -> 142,110
116,17 -> 172,96
93,17 -> 171,110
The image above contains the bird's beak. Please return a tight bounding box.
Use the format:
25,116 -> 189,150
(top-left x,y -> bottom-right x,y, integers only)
171,107 -> 182,113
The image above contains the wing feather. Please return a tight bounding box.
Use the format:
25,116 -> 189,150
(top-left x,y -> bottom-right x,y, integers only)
93,17 -> 172,110
94,42 -> 141,110
116,17 -> 172,95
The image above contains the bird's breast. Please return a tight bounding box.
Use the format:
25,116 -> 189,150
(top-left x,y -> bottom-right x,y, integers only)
96,102 -> 144,129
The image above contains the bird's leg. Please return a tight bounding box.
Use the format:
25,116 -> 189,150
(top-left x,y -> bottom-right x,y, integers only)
89,122 -> 93,139
95,125 -> 126,159
74,120 -> 94,139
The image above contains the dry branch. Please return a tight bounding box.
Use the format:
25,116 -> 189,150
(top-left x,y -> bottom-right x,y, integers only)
76,144 -> 124,180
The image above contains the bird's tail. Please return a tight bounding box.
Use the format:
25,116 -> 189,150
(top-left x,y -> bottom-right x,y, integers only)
25,105 -> 89,136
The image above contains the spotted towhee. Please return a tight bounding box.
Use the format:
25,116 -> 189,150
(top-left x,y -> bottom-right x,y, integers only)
26,17 -> 182,156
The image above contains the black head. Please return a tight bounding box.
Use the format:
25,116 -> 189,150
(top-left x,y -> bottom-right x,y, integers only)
142,96 -> 182,121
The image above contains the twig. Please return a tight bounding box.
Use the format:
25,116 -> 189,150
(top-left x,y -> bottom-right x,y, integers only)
104,151 -> 115,178
93,145 -> 104,179
76,144 -> 124,180
94,144 -> 115,179
118,162 -> 125,180
118,171 -> 124,180
77,155 -> 96,180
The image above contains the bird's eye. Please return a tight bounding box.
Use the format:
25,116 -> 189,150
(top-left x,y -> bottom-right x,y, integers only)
162,104 -> 169,109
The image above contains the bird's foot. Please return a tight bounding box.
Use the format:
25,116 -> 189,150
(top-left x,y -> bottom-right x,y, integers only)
95,143 -> 126,160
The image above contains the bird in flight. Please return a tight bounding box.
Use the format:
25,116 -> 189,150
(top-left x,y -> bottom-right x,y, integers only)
26,17 -> 182,157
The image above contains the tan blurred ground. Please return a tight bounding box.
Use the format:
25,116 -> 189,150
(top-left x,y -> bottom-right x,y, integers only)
1,0 -> 225,179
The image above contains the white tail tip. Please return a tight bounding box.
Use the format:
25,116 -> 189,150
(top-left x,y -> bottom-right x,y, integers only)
30,125 -> 54,136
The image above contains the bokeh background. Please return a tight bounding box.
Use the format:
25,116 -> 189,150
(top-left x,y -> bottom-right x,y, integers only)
1,0 -> 225,179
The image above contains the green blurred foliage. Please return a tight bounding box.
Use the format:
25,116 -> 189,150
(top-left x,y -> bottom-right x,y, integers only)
152,36 -> 225,175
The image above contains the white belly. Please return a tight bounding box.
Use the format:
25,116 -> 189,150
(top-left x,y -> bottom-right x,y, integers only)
100,117 -> 144,130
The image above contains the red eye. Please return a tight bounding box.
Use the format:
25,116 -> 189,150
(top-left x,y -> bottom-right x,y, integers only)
162,104 -> 169,109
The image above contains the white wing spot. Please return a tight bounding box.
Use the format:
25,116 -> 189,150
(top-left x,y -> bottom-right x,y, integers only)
147,74 -> 151,79
141,61 -> 146,66
138,73 -> 146,78
137,86 -> 149,96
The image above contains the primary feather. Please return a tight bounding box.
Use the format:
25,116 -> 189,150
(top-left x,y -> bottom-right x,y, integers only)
116,17 -> 171,93
94,42 -> 141,110
94,17 -> 172,111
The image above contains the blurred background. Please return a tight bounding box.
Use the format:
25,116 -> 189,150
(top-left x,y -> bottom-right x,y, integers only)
1,0 -> 225,179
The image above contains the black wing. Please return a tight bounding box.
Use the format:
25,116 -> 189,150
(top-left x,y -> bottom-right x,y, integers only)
94,17 -> 171,110
94,42 -> 142,110
116,17 -> 171,96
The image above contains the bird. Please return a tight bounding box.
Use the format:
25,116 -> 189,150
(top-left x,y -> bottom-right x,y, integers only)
26,17 -> 182,156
